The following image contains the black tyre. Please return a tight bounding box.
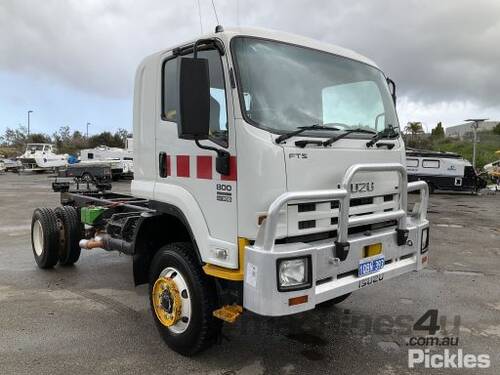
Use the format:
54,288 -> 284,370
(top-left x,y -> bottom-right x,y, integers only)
31,208 -> 60,269
149,242 -> 221,356
318,293 -> 351,308
81,172 -> 93,183
54,206 -> 82,266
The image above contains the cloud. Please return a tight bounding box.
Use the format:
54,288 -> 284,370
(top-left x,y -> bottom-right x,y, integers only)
1,0 -> 499,130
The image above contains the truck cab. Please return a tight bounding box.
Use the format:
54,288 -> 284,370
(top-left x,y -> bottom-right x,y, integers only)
132,26 -> 429,312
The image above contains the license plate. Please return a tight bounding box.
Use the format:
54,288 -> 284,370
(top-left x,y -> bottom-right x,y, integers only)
358,255 -> 385,277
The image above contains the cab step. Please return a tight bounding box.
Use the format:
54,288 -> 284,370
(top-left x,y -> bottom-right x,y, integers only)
213,304 -> 243,323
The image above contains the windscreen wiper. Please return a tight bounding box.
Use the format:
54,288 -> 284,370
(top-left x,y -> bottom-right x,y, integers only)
275,124 -> 341,144
366,126 -> 400,147
322,128 -> 376,147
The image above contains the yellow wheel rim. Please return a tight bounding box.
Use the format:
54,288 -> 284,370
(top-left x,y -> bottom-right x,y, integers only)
152,276 -> 182,327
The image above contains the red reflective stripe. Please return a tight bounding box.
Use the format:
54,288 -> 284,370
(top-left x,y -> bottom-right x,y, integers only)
176,155 -> 190,177
196,156 -> 212,179
221,156 -> 237,181
166,155 -> 171,176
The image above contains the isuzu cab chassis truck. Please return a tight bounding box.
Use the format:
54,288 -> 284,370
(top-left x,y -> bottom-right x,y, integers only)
30,27 -> 430,356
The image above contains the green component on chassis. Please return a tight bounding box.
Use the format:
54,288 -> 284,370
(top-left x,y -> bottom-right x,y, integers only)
80,206 -> 106,225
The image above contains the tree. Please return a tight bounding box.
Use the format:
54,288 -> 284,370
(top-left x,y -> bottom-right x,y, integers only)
2,126 -> 27,149
404,121 -> 425,145
494,122 -> 500,135
431,122 -> 445,139
27,133 -> 51,144
405,122 -> 424,136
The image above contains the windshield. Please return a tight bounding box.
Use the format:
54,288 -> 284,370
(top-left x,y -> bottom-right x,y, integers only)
27,144 -> 45,151
231,37 -> 398,135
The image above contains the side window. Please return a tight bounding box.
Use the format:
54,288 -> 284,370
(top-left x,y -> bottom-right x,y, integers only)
88,153 -> 94,160
406,158 -> 419,168
163,59 -> 178,122
162,49 -> 228,145
422,159 -> 440,168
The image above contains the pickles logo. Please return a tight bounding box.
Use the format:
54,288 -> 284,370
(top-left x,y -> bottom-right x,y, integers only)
408,349 -> 490,369
407,310 -> 490,369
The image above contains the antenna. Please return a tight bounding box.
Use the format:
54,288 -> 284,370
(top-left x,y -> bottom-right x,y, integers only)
211,0 -> 220,25
236,0 -> 240,27
196,0 -> 203,34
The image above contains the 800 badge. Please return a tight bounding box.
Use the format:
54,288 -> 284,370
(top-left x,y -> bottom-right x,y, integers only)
216,183 -> 232,203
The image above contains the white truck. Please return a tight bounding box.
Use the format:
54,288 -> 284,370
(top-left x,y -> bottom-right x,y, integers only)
30,27 -> 430,356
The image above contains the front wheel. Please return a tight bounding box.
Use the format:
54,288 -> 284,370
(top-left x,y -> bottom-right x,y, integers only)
149,242 -> 221,356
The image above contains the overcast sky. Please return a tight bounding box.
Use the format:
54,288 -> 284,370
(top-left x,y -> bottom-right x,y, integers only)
1,0 -> 499,136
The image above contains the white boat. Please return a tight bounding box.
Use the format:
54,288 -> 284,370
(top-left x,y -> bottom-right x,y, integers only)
18,143 -> 68,172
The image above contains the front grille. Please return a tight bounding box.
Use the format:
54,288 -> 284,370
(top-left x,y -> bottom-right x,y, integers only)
286,193 -> 399,237
298,220 -> 316,229
298,203 -> 316,212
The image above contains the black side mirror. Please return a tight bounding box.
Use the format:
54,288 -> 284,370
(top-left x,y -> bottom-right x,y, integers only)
387,77 -> 397,106
178,57 -> 210,140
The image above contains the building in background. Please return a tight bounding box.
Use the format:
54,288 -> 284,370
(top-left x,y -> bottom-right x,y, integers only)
446,121 -> 498,138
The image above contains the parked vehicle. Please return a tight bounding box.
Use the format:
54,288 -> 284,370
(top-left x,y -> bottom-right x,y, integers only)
79,143 -> 133,180
18,143 -> 67,172
30,27 -> 430,356
483,159 -> 500,175
52,163 -> 113,193
0,158 -> 21,172
406,148 -> 486,193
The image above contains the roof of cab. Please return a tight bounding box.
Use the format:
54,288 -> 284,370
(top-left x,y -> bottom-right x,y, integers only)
142,27 -> 379,69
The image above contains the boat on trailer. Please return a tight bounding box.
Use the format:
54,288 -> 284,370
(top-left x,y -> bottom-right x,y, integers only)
18,143 -> 67,172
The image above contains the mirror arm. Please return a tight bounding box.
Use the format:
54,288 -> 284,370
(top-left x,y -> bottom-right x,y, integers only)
386,77 -> 397,106
194,139 -> 231,175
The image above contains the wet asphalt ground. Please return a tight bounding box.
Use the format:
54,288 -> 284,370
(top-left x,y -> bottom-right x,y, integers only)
0,172 -> 499,374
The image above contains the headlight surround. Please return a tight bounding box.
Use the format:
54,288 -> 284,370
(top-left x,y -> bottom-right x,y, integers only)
276,256 -> 312,292
421,227 -> 429,253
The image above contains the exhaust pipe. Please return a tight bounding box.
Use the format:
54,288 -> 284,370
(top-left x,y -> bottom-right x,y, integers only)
79,237 -> 104,250
79,234 -> 132,253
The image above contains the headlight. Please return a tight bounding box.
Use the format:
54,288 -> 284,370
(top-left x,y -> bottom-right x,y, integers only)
277,256 -> 312,291
421,227 -> 429,253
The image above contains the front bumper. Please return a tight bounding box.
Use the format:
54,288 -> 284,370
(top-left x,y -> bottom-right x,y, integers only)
243,163 -> 430,316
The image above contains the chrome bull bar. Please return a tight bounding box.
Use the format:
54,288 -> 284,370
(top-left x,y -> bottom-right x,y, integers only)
254,163 -> 429,252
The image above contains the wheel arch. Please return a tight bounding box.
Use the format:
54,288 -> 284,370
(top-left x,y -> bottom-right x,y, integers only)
132,203 -> 203,285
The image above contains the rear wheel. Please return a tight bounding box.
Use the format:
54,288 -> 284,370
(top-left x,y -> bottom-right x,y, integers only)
149,242 -> 221,356
54,206 -> 82,266
31,208 -> 60,269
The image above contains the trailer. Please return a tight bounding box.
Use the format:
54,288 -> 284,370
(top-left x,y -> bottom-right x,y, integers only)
30,27 -> 430,356
406,149 -> 486,193
79,143 -> 134,180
